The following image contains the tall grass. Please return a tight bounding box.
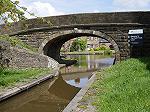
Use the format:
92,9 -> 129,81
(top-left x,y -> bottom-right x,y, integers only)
92,58 -> 150,112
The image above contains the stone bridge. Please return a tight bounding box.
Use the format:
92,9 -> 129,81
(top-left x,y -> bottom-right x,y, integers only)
1,11 -> 150,65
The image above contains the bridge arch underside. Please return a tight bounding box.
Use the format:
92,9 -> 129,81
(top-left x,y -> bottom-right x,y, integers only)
42,30 -> 120,66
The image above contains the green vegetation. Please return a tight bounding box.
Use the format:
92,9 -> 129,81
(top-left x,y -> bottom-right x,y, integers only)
70,38 -> 87,52
94,45 -> 110,51
104,49 -> 112,55
88,45 -> 112,55
0,68 -> 51,87
92,58 -> 150,112
0,0 -> 52,25
0,35 -> 38,52
0,0 -> 26,24
0,1 -> 53,90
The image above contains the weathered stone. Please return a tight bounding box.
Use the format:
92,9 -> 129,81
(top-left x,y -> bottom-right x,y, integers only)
0,41 -> 59,68
1,11 -> 150,63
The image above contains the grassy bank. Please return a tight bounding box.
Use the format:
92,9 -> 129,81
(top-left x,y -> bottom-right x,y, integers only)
92,58 -> 150,112
0,68 -> 51,87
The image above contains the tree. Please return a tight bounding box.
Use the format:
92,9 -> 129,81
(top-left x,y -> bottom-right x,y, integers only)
0,1 -> 53,68
0,0 -> 52,28
0,0 -> 27,24
70,38 -> 87,52
0,0 -> 27,68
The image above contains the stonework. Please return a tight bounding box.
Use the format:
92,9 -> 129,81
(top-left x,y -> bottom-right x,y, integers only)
15,29 -> 126,63
0,11 -> 150,35
0,11 -> 150,64
0,41 -> 59,68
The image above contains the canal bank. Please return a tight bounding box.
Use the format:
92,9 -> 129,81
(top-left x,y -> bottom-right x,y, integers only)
63,72 -> 96,112
0,55 -> 114,112
0,67 -> 60,102
82,58 -> 150,112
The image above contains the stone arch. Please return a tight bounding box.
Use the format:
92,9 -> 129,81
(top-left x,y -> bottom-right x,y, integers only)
39,29 -> 120,65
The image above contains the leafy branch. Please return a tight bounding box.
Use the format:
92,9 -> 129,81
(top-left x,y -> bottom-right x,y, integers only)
0,0 -> 52,26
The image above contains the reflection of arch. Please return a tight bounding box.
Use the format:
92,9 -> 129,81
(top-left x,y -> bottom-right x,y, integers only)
39,29 -> 120,65
0,76 -> 80,112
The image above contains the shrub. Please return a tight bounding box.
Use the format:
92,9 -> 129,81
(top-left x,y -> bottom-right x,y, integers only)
94,45 -> 110,51
104,49 -> 112,55
89,48 -> 95,52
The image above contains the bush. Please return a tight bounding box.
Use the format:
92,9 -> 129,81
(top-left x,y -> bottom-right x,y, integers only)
104,49 -> 112,55
94,47 -> 100,51
89,48 -> 95,52
70,38 -> 87,52
94,45 -> 110,51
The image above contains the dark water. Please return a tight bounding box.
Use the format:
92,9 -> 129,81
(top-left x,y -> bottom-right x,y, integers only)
0,55 -> 114,112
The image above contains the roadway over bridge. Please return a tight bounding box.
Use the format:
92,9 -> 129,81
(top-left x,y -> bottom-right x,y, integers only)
1,11 -> 150,65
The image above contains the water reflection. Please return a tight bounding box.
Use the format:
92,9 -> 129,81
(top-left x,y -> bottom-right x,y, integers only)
60,55 -> 114,88
62,72 -> 92,88
0,76 -> 80,112
61,55 -> 114,74
0,55 -> 114,112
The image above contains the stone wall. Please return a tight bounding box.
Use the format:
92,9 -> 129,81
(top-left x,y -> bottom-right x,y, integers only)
9,23 -> 150,62
0,41 -> 59,68
1,11 -> 150,62
14,26 -> 132,61
0,11 -> 150,35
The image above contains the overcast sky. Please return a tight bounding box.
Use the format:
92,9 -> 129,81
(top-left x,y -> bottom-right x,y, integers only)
12,0 -> 150,18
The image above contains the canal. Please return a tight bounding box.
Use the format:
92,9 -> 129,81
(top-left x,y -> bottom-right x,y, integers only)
0,55 -> 114,112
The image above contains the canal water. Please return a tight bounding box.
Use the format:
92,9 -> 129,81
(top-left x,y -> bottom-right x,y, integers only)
0,55 -> 114,112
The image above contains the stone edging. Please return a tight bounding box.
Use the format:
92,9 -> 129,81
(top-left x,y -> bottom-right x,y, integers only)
0,68 -> 59,102
63,72 -> 96,112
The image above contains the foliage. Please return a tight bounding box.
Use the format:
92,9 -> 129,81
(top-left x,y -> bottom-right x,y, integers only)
104,49 -> 112,55
0,0 -> 26,24
89,48 -> 95,52
92,58 -> 150,112
0,68 -> 51,87
0,0 -> 52,27
70,38 -> 87,52
94,45 -> 110,51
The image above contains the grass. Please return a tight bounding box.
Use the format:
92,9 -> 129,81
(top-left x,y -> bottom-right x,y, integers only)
0,35 -> 38,52
92,58 -> 150,112
0,68 -> 51,87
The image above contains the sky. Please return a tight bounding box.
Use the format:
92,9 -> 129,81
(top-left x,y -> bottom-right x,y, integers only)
10,0 -> 150,18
